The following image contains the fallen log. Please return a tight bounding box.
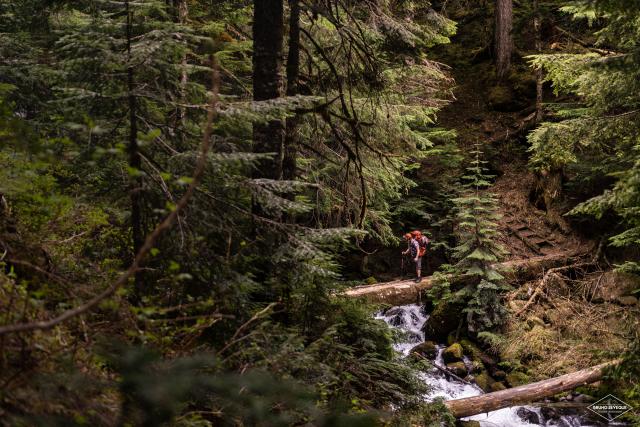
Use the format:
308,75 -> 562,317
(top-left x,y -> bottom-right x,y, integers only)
445,359 -> 620,418
344,253 -> 580,305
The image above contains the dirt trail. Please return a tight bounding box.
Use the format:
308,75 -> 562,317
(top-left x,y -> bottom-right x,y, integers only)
492,163 -> 591,261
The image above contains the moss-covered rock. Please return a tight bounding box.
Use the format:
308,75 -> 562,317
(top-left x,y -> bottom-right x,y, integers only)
470,360 -> 484,374
506,371 -> 531,387
410,341 -> 438,359
490,381 -> 507,392
497,360 -> 520,372
460,339 -> 481,359
460,338 -> 497,370
493,369 -> 507,381
443,343 -> 464,363
422,298 -> 466,342
447,361 -> 468,377
456,421 -> 481,427
475,371 -> 495,392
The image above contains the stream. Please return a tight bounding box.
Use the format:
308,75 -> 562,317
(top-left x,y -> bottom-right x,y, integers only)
376,304 -> 625,427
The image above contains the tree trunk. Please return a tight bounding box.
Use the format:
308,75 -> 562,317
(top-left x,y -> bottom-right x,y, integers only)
283,0 -> 300,182
541,168 -> 571,233
126,0 -> 144,298
174,0 -> 189,148
445,360 -> 620,418
534,0 -> 543,123
252,0 -> 285,182
494,0 -> 513,80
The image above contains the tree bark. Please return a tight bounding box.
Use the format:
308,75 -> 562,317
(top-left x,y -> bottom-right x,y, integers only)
126,0 -> 144,298
174,0 -> 189,148
252,0 -> 285,182
283,0 -> 300,182
541,168 -> 571,233
534,0 -> 543,123
494,0 -> 513,80
445,360 -> 620,418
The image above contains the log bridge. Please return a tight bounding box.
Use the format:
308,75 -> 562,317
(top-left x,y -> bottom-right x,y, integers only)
344,253 -> 579,305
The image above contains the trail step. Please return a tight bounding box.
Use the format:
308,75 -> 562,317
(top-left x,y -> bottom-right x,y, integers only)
519,230 -> 537,238
532,238 -> 555,248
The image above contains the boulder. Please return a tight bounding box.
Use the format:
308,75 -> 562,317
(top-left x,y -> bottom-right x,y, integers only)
422,298 -> 466,342
591,271 -> 640,302
493,369 -> 507,381
516,407 -> 541,425
443,343 -> 464,363
490,381 -> 507,392
470,360 -> 484,374
446,362 -> 468,378
506,371 -> 531,387
460,338 -> 498,371
410,341 -> 438,359
573,394 -> 596,403
474,371 -> 495,392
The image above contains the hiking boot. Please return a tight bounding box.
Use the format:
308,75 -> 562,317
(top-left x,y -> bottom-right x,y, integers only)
414,277 -> 422,283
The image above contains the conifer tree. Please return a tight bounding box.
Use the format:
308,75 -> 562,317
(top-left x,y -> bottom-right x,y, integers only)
452,147 -> 509,333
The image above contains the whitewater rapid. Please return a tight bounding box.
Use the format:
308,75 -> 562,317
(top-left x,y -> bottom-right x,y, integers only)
375,304 -> 619,427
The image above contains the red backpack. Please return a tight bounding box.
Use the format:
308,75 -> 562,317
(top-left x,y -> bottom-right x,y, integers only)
413,231 -> 429,257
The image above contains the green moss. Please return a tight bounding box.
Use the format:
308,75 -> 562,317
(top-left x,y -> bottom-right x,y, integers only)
443,343 -> 464,363
506,372 -> 531,387
410,341 -> 438,359
446,361 -> 468,377
460,339 -> 482,360
490,382 -> 507,392
475,371 -> 494,392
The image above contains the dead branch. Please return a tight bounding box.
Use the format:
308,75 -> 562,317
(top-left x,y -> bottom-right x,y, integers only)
515,262 -> 592,317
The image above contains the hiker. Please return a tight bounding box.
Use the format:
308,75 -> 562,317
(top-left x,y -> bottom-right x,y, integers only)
402,232 -> 421,282
402,230 -> 430,282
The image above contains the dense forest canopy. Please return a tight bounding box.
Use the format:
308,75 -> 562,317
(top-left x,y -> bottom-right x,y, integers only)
0,0 -> 639,425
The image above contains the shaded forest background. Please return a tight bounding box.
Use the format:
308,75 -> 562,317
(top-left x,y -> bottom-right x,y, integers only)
0,0 -> 639,425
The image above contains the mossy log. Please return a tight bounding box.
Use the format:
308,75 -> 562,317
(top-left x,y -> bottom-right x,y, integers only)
344,253 -> 578,305
445,360 -> 619,418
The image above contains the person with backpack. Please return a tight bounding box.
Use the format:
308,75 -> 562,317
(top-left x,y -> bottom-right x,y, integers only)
403,230 -> 429,283
402,231 -> 428,283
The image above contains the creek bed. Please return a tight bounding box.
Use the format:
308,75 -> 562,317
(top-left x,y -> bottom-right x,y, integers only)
376,304 -> 626,427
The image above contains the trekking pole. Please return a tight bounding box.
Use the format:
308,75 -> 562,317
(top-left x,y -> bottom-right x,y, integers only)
400,254 -> 405,278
